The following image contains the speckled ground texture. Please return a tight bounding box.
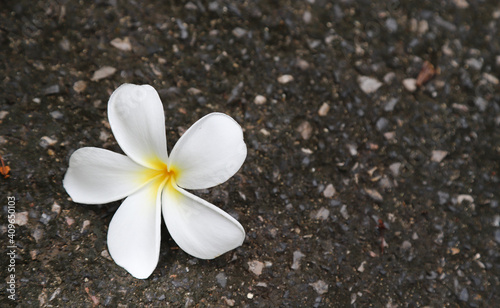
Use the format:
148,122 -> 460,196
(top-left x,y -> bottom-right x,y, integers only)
1,0 -> 499,307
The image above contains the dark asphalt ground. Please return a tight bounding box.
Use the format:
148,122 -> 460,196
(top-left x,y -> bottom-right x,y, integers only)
1,0 -> 499,306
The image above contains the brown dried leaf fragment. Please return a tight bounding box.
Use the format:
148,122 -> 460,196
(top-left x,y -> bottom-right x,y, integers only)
416,61 -> 436,87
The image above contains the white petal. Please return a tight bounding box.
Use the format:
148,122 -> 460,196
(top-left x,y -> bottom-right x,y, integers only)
108,84 -> 168,169
169,113 -> 247,189
162,181 -> 245,259
107,178 -> 165,279
63,147 -> 156,204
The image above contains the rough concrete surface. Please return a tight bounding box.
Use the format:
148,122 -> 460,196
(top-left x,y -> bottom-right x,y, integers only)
1,0 -> 499,307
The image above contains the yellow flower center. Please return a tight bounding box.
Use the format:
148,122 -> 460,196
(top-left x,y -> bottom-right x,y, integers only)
137,160 -> 180,199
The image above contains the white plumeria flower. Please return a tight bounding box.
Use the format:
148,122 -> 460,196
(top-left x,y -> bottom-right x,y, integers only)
63,84 -> 247,279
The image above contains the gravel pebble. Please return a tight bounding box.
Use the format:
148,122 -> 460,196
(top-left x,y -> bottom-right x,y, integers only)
358,76 -> 382,94
357,261 -> 367,272
215,272 -> 227,288
322,184 -> 336,198
309,280 -> 328,295
364,188 -> 383,202
15,211 -> 29,226
494,230 -> 500,244
40,213 -> 51,225
277,74 -> 294,84
384,98 -> 399,112
389,162 -> 402,177
376,117 -> 389,132
254,95 -> 267,105
297,121 -> 313,140
318,102 -> 330,116
459,287 -> 469,302
43,85 -> 61,95
247,260 -> 264,276
232,27 -> 248,38
40,136 -> 57,148
50,111 -> 64,120
401,241 -> 412,250
110,37 -> 132,51
431,150 -> 448,162
437,191 -> 450,205
91,66 -> 117,81
402,78 -> 417,92
73,80 -> 87,93
312,207 -> 330,220
385,18 -> 398,32
33,227 -> 44,243
340,204 -> 349,220
0,111 -> 8,120
291,250 -> 305,270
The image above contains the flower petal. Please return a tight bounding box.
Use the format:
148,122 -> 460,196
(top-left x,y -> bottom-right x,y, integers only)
162,181 -> 245,259
169,113 -> 247,189
107,177 -> 165,279
108,84 -> 168,169
63,147 -> 155,204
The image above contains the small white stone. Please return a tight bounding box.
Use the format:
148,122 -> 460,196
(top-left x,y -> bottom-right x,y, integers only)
247,293 -> 254,299
278,74 -> 294,84
401,240 -> 412,250
389,162 -> 402,177
222,296 -> 235,306
303,11 -> 312,24
91,66 -> 116,81
15,211 -> 29,226
291,250 -> 305,270
65,217 -> 75,226
40,136 -> 57,148
296,58 -> 310,70
383,72 -> 396,84
466,58 -> 483,70
357,261 -> 367,272
248,260 -> 264,276
384,131 -> 396,141
101,249 -> 113,261
232,27 -> 248,38
323,184 -> 336,198
110,37 -> 132,51
99,131 -> 111,142
492,215 -> 500,227
318,102 -> 330,116
254,95 -> 267,105
431,150 -> 448,162
51,203 -> 61,215
312,207 -> 330,220
403,78 -> 417,92
452,0 -> 469,8
340,204 -> 349,220
358,76 -> 383,94
0,111 -> 9,120
73,80 -> 87,93
81,220 -> 91,233
418,20 -> 429,35
346,143 -> 358,156
309,280 -> 328,295
187,87 -> 202,95
297,121 -> 313,140
259,128 -> 270,136
483,73 -> 499,85
364,188 -> 383,202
